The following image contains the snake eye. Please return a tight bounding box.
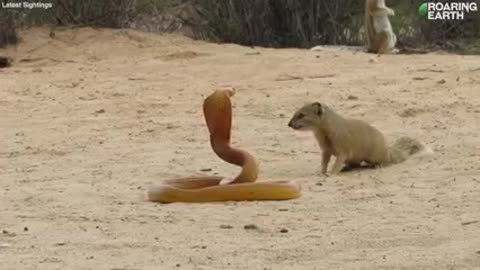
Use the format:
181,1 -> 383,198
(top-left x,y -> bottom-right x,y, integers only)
297,113 -> 305,119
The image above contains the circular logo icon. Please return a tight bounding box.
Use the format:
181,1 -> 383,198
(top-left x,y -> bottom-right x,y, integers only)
419,2 -> 429,17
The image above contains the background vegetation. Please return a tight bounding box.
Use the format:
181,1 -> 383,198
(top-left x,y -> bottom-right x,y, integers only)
1,0 -> 479,53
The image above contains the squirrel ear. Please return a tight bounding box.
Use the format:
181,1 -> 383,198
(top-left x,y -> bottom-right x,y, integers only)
313,102 -> 323,116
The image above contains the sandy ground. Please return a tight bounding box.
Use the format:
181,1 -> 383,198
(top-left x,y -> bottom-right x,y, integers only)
1,27 -> 479,270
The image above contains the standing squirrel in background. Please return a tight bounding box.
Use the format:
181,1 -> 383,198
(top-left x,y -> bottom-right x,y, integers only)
365,0 -> 398,54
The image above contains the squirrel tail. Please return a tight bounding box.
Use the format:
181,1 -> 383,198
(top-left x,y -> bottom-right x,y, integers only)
388,136 -> 433,164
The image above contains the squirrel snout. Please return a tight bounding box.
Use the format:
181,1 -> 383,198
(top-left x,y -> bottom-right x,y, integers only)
288,120 -> 300,129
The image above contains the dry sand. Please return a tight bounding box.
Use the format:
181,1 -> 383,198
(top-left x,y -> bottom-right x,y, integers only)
1,27 -> 479,270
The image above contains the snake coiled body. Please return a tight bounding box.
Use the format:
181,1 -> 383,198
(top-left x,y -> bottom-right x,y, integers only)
147,90 -> 301,203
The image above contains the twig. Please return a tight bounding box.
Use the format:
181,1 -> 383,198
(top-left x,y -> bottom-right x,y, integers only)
307,74 -> 335,79
275,75 -> 304,81
416,68 -> 444,73
461,220 -> 479,226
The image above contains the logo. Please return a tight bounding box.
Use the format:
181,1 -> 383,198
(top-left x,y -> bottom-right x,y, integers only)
419,1 -> 478,20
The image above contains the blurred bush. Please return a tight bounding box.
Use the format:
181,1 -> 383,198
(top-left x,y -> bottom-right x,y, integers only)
0,0 -> 478,53
184,0 -> 364,47
0,11 -> 18,47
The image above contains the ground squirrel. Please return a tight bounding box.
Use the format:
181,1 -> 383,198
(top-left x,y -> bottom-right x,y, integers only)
365,0 -> 397,54
288,102 -> 432,175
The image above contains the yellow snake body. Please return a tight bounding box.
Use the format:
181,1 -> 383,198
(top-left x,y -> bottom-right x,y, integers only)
147,90 -> 301,203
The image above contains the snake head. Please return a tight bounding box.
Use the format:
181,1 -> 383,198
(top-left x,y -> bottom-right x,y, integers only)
203,89 -> 233,141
